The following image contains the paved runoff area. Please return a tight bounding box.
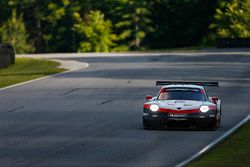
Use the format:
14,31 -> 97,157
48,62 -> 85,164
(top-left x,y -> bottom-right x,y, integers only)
1,50 -> 250,167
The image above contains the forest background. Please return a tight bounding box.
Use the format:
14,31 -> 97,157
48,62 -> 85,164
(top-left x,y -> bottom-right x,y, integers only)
0,0 -> 249,53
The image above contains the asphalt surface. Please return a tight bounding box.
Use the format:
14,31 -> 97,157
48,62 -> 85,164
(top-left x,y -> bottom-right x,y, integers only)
1,52 -> 250,167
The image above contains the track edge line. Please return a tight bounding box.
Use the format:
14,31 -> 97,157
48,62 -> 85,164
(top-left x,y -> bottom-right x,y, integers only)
175,114 -> 250,167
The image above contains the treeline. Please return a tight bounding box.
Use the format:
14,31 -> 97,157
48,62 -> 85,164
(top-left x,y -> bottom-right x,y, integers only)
0,0 -> 249,53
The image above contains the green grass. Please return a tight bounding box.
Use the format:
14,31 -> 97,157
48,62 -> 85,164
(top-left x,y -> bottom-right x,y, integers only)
188,122 -> 250,167
0,57 -> 65,88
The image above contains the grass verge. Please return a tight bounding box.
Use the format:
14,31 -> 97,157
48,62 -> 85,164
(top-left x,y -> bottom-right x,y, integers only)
188,121 -> 250,167
0,57 -> 65,88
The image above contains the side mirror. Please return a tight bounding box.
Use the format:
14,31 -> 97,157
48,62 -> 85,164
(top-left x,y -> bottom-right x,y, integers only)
145,95 -> 153,101
211,97 -> 218,104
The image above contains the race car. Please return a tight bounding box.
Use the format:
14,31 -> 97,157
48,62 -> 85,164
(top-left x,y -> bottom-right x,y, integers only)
143,81 -> 221,130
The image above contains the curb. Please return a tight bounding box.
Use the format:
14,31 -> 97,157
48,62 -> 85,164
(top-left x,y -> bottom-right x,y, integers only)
175,114 -> 250,167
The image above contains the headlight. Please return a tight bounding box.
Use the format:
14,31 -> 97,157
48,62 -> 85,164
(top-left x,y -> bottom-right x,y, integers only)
150,104 -> 159,112
200,106 -> 209,113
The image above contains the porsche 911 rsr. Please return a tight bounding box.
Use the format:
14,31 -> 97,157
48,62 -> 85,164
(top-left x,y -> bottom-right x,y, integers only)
143,81 -> 221,130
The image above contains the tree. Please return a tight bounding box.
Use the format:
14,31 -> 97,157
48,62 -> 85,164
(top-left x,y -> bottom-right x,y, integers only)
149,0 -> 217,48
0,0 -> 221,52
211,0 -> 250,38
0,0 -> 12,25
0,10 -> 35,53
109,0 -> 154,50
73,10 -> 117,52
5,0 -> 50,52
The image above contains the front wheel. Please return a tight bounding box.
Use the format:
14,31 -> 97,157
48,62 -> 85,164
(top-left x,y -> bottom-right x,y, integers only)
215,108 -> 222,129
215,101 -> 222,129
209,112 -> 221,131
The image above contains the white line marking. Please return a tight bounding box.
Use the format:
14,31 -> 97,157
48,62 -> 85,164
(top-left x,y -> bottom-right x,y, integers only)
175,114 -> 250,167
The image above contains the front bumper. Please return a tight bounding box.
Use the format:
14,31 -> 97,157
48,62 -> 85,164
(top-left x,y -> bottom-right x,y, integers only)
143,110 -> 217,129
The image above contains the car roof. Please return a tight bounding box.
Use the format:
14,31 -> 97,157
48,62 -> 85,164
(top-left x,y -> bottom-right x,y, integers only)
162,84 -> 204,89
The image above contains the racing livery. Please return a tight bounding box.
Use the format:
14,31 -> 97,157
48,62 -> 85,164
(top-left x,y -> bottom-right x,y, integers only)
143,81 -> 221,130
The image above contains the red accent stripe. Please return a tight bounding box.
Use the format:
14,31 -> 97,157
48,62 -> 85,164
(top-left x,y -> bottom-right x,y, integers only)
158,108 -> 199,114
209,106 -> 217,110
160,88 -> 165,93
200,89 -> 205,94
144,104 -> 151,109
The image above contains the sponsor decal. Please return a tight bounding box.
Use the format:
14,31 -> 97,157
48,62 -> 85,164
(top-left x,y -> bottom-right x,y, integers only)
169,114 -> 187,117
184,104 -> 193,106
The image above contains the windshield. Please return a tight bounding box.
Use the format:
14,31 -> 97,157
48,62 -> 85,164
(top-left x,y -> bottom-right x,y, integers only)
158,88 -> 206,101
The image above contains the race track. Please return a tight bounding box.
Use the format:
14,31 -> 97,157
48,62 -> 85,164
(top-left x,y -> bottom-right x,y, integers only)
0,51 -> 250,167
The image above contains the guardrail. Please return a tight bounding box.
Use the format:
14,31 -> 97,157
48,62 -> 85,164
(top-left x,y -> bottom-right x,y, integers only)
0,43 -> 15,69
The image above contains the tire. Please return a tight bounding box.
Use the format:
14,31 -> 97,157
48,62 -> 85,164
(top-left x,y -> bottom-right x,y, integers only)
209,111 -> 221,131
216,106 -> 222,129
